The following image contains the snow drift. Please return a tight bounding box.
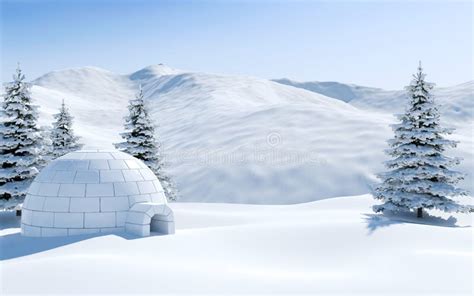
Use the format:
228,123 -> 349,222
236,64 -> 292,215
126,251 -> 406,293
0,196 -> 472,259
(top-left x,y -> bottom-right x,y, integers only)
1,195 -> 472,294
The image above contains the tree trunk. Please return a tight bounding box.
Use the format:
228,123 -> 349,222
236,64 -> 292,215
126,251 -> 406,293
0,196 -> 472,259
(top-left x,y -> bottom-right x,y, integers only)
417,207 -> 423,218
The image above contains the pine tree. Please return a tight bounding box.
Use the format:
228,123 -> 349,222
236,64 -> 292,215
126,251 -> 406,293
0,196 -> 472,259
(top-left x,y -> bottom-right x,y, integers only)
374,62 -> 469,217
50,100 -> 83,158
0,65 -> 43,209
37,125 -> 54,167
115,86 -> 178,201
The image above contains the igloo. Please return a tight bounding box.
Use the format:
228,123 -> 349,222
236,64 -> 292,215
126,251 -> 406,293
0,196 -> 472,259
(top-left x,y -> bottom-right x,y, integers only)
20,149 -> 174,237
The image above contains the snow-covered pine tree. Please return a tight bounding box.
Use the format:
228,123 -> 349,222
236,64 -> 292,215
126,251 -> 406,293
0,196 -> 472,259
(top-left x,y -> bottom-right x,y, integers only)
0,65 -> 43,210
50,100 -> 83,158
115,86 -> 178,201
374,62 -> 468,218
38,125 -> 54,167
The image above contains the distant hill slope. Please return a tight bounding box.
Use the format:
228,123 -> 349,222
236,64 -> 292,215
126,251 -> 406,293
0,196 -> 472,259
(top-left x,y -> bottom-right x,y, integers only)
24,65 -> 472,204
273,78 -> 473,123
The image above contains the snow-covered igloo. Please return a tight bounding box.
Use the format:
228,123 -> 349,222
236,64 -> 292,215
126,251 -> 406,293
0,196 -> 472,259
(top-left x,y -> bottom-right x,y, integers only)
20,149 -> 174,237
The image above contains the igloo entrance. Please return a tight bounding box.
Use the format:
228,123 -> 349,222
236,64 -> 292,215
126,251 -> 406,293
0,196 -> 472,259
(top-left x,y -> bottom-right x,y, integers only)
150,214 -> 175,235
124,202 -> 175,237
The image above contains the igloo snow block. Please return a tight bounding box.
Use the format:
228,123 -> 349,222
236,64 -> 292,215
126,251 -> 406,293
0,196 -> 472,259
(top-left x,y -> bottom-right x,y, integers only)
21,149 -> 175,237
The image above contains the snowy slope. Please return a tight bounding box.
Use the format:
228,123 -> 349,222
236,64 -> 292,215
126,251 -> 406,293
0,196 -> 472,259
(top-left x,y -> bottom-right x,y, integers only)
24,65 -> 473,204
274,78 -> 474,122
1,195 -> 472,295
32,67 -> 136,146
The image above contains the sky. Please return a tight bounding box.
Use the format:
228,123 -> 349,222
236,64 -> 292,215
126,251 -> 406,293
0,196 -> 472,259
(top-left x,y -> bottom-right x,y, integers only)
0,0 -> 472,89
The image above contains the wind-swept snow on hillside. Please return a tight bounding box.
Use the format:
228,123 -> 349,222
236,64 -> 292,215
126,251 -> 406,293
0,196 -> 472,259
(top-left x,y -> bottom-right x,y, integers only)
32,67 -> 136,146
1,195 -> 472,294
27,65 -> 473,204
274,78 -> 474,122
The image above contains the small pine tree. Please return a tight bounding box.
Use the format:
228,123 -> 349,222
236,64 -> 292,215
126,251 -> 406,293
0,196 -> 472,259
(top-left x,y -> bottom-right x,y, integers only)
0,65 -> 43,209
50,100 -> 83,158
374,62 -> 468,217
38,125 -> 54,167
115,86 -> 178,201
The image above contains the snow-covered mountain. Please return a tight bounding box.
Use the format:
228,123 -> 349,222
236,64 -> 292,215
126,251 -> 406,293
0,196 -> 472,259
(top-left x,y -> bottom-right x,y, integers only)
273,78 -> 474,123
25,65 -> 473,204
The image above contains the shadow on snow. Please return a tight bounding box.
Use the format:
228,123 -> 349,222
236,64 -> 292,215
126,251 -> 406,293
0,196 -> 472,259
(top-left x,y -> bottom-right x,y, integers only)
0,212 -> 165,261
363,211 -> 466,234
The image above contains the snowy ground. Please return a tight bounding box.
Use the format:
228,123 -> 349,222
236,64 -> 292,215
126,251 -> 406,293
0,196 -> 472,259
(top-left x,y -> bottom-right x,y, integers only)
1,195 -> 472,295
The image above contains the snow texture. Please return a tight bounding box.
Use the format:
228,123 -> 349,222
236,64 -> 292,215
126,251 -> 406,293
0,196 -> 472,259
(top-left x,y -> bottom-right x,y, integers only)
274,79 -> 473,123
1,194 -> 472,294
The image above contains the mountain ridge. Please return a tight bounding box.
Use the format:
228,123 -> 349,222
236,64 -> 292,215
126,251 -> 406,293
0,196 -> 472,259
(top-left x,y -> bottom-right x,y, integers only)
273,78 -> 473,121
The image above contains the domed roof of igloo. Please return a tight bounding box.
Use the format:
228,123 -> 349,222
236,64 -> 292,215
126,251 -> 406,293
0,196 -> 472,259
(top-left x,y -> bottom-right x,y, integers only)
21,149 -> 172,237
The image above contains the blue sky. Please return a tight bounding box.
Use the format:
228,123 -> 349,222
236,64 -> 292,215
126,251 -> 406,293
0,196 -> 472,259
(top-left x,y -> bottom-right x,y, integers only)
1,0 -> 472,89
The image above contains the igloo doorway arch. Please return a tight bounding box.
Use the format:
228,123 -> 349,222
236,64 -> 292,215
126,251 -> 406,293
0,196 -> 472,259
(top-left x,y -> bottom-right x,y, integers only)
125,203 -> 175,237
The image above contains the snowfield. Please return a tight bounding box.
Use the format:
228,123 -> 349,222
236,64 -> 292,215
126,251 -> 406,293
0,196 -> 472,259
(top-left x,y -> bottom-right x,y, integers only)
1,195 -> 472,295
24,65 -> 474,204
